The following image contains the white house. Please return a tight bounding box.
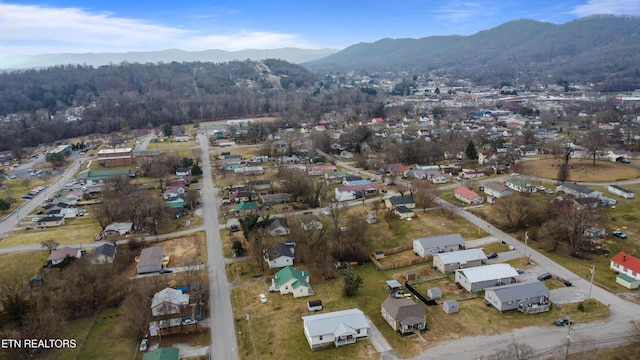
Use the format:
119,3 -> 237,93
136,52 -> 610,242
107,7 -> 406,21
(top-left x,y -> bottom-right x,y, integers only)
483,183 -> 511,199
556,183 -> 602,199
610,252 -> 640,289
505,176 -> 536,193
271,266 -> 314,298
334,184 -> 379,202
302,309 -> 369,350
413,234 -> 465,258
264,243 -> 295,269
430,173 -> 451,184
433,248 -> 487,274
151,287 -> 190,317
455,264 -> 519,292
454,186 -> 484,205
608,185 -> 635,199
46,246 -> 83,267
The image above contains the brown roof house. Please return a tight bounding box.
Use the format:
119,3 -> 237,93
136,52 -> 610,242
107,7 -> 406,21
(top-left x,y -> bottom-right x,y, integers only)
381,296 -> 427,334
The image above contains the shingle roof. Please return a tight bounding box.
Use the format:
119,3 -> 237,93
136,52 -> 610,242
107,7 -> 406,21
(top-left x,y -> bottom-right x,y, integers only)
381,296 -> 426,326
455,186 -> 480,199
414,234 -> 465,249
138,247 -> 164,268
388,196 -> 415,205
302,309 -> 369,337
93,243 -> 116,258
484,281 -> 549,302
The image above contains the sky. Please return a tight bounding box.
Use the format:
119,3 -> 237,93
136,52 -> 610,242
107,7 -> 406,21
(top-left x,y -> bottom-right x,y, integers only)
1,0 -> 640,56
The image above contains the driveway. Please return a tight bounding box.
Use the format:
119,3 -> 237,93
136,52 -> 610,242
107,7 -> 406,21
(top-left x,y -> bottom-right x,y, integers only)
366,317 -> 397,359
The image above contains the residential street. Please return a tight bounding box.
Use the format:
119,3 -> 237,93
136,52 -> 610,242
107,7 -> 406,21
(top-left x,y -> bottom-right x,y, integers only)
198,133 -> 239,360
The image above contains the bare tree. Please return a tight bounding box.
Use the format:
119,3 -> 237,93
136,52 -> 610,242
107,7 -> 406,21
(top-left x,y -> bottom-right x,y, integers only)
494,194 -> 531,230
581,128 -> 606,165
413,179 -> 438,210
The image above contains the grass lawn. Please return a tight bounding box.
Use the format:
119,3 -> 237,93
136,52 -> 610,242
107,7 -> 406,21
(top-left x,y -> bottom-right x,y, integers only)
0,217 -> 102,249
230,261 -> 610,360
74,307 -> 137,360
0,251 -> 49,281
520,158 -> 640,182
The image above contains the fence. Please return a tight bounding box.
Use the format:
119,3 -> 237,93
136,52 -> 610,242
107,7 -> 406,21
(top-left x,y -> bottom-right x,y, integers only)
369,244 -> 430,270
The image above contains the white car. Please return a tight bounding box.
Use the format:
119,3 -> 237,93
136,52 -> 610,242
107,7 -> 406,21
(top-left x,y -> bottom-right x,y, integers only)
139,338 -> 148,352
32,218 -> 40,223
259,294 -> 268,303
182,318 -> 197,325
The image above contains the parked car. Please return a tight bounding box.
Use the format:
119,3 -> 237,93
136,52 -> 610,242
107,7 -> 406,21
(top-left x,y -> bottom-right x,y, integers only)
536,185 -> 546,191
139,338 -> 148,352
160,268 -> 173,274
259,294 -> 268,303
612,230 -> 628,239
32,218 -> 39,222
487,252 -> 498,259
616,156 -> 631,164
537,272 -> 553,281
320,208 -> 332,216
182,318 -> 197,325
544,189 -> 554,194
229,225 -> 240,232
554,317 -> 573,326
516,268 -> 525,275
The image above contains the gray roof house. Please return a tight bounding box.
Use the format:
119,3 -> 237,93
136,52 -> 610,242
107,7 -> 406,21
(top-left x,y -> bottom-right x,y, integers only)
268,218 -> 290,236
264,243 -> 295,269
454,264 -> 519,292
381,296 -> 427,334
413,234 -> 465,258
302,309 -> 369,350
88,243 -> 116,264
483,183 -> 511,198
137,247 -> 165,274
484,281 -> 550,314
556,183 -> 602,199
103,222 -> 134,236
433,248 -> 487,274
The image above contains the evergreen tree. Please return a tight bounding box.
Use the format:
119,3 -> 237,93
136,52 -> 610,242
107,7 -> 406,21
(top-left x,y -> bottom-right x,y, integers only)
465,140 -> 478,160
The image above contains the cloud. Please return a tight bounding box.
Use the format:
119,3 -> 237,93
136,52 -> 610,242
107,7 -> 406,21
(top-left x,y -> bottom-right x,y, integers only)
434,1 -> 485,22
571,0 -> 640,17
0,3 -> 312,55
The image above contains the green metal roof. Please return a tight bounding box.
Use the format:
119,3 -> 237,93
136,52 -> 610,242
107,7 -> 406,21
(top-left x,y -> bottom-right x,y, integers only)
233,201 -> 259,211
274,266 -> 310,289
618,273 -> 638,283
142,348 -> 179,360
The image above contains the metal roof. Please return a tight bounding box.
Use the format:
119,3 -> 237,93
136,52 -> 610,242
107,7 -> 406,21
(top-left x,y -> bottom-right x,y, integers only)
484,281 -> 549,302
434,248 -> 487,264
302,309 -> 369,337
456,263 -> 519,283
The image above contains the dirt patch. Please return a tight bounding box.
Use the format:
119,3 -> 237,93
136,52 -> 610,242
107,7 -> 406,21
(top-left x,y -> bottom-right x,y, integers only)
520,158 -> 640,182
161,234 -> 205,266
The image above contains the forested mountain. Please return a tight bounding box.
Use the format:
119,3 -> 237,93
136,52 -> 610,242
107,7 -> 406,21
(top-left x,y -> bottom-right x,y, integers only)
0,48 -> 339,71
0,59 -> 385,151
306,15 -> 640,91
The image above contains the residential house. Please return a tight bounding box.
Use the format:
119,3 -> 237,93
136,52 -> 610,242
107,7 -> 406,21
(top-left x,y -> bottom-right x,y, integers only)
454,186 -> 484,205
334,184 -> 379,201
556,183 -> 602,199
607,149 -> 632,162
233,201 -> 259,213
163,185 -> 187,200
309,164 -> 337,176
413,234 -> 465,258
103,222 -> 134,236
151,287 -> 190,316
385,196 -> 415,210
484,282 -> 550,314
519,145 -> 539,156
271,266 -> 314,298
45,207 -> 78,218
430,173 -> 452,184
380,296 -> 427,334
280,155 -> 299,164
234,166 -> 264,175
142,348 -> 179,360
268,218 -> 290,236
610,252 -> 640,289
608,185 -> 635,199
175,167 -> 191,177
46,246 -> 83,267
342,175 -> 364,185
37,216 -> 65,228
137,247 -> 165,274
461,170 -> 485,179
433,248 -> 487,274
572,197 -> 601,209
483,183 -> 511,199
264,243 -> 295,269
230,189 -> 251,203
478,151 -> 499,165
339,150 -> 354,160
300,214 -> 323,230
88,243 -> 116,264
260,193 -> 291,204
505,177 -> 537,193
405,169 -> 429,180
394,206 -> 415,219
454,264 -> 519,292
246,179 -> 272,192
302,309 -> 369,350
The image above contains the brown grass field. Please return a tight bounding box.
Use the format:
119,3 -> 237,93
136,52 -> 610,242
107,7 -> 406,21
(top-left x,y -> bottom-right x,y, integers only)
520,158 -> 640,182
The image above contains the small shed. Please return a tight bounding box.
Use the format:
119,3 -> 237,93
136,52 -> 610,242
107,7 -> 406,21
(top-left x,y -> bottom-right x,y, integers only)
386,280 -> 403,292
406,270 -> 416,281
307,299 -> 323,311
375,250 -> 385,260
427,288 -> 442,299
366,213 -> 378,224
617,274 -> 640,289
443,300 -> 459,314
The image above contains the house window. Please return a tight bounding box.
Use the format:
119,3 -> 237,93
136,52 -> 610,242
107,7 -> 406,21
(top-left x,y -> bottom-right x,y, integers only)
613,263 -> 619,268
623,267 -> 628,272
357,330 -> 360,334
633,271 -> 638,277
319,336 -> 323,341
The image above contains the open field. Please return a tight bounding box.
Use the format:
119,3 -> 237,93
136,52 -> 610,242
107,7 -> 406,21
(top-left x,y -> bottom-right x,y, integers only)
0,217 -> 102,248
0,251 -> 49,281
230,261 -> 610,360
520,158 -> 640,182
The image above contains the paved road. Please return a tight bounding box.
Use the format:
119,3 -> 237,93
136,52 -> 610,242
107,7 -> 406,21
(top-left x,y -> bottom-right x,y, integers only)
198,133 -> 238,360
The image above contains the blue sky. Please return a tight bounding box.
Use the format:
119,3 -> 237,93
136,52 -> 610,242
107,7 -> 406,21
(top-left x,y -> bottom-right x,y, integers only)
1,0 -> 640,56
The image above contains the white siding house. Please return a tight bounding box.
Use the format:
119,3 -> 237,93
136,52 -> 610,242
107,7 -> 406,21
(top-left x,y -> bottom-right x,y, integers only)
433,248 -> 487,274
454,264 -> 519,292
484,282 -> 550,313
302,309 -> 369,350
413,234 -> 465,258
608,185 -> 635,199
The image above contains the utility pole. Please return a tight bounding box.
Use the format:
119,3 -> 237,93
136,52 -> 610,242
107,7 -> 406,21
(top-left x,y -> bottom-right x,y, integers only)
523,231 -> 528,264
564,318 -> 572,359
589,265 -> 595,299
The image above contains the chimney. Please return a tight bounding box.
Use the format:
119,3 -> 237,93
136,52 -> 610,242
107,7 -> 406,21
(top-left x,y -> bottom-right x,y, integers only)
624,255 -> 626,262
